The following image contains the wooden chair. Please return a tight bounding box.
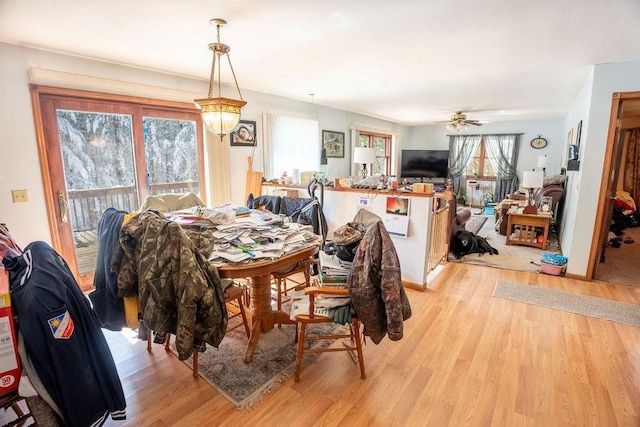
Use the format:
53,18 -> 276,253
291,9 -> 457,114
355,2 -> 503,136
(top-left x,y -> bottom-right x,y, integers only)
293,286 -> 366,382
271,258 -> 314,312
148,283 -> 250,378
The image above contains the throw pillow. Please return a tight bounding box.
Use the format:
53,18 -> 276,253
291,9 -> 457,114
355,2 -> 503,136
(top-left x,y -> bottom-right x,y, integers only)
543,174 -> 568,187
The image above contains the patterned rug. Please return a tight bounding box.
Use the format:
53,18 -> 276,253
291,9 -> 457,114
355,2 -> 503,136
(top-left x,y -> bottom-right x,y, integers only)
465,215 -> 488,235
171,321 -> 344,410
493,280 -> 640,327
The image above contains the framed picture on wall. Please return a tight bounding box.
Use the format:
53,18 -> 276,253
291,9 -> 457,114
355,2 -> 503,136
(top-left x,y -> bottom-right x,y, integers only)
576,120 -> 582,146
230,120 -> 257,146
322,130 -> 345,158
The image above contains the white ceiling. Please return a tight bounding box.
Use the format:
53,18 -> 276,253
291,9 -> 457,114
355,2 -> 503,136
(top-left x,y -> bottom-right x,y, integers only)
2,0 -> 640,126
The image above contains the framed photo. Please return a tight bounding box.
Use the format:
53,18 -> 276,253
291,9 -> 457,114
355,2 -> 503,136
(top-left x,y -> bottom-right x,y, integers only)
575,120 -> 582,148
230,120 -> 257,147
539,195 -> 553,212
565,128 -> 574,164
322,130 -> 345,158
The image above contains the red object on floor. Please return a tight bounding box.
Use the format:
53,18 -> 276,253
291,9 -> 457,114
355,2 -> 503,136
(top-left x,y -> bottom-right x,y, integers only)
0,268 -> 21,397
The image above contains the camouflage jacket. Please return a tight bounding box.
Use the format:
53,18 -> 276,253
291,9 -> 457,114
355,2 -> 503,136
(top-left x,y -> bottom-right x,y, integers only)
348,220 -> 412,344
111,211 -> 227,360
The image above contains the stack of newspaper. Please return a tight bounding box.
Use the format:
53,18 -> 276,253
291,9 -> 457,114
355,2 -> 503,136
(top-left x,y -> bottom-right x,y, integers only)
319,251 -> 350,285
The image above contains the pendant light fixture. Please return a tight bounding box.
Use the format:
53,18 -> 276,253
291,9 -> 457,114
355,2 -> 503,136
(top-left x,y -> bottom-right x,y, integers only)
194,18 -> 246,138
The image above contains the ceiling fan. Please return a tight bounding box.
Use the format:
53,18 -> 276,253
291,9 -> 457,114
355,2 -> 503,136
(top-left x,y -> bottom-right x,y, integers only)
436,111 -> 489,131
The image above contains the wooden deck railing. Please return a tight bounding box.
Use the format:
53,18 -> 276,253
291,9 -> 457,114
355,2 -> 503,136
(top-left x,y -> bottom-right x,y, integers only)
67,181 -> 200,232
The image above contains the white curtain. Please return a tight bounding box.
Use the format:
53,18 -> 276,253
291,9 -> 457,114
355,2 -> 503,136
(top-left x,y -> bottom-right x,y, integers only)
262,111 -> 320,180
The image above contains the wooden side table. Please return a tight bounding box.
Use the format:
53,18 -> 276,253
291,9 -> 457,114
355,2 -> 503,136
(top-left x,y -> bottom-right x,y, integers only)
505,212 -> 551,249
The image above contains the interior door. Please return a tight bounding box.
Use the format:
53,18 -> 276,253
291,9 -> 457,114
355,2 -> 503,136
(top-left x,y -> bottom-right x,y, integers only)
593,99 -> 627,274
40,96 -> 140,289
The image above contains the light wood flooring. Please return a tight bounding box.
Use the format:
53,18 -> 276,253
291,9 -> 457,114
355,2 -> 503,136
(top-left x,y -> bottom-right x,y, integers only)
103,263 -> 640,426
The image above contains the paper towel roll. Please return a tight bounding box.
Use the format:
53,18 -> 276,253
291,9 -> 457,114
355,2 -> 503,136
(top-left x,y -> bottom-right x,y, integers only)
292,168 -> 300,184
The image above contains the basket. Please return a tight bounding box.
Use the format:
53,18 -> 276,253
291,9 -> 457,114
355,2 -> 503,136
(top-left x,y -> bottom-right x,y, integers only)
540,261 -> 564,276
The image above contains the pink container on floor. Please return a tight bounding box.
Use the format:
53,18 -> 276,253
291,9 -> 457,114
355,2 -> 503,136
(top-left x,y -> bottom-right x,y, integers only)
540,262 -> 564,276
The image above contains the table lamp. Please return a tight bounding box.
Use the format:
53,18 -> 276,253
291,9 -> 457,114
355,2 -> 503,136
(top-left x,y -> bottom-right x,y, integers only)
522,170 -> 544,214
537,155 -> 549,176
353,147 -> 376,179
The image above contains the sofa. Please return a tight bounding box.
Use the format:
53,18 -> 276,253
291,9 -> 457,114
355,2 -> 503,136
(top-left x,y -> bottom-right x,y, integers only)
494,173 -> 567,235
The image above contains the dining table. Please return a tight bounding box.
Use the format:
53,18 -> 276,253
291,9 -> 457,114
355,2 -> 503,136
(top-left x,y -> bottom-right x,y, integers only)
216,244 -> 319,363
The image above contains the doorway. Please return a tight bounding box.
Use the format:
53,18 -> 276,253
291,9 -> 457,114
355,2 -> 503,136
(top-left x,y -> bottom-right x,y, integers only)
30,85 -> 204,290
589,91 -> 640,287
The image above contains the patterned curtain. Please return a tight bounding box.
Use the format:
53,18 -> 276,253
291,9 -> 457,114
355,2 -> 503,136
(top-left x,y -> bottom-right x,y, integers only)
448,135 -> 482,196
624,128 -> 640,209
483,134 -> 521,201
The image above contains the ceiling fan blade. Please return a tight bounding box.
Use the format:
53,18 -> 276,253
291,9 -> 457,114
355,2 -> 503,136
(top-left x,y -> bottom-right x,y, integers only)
465,121 -> 483,126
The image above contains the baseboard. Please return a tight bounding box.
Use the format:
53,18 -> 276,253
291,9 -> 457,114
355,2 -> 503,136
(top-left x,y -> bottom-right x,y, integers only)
402,280 -> 425,291
564,272 -> 587,281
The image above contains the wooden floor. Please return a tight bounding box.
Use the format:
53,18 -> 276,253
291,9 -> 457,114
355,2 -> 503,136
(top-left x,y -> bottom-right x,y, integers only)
103,263 -> 640,426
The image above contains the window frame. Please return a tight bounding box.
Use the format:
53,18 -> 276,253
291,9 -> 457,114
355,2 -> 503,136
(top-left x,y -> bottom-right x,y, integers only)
466,138 -> 497,181
30,84 -> 205,289
358,131 -> 393,176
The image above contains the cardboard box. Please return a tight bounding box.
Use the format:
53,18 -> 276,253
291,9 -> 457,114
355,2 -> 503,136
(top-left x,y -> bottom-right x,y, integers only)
412,183 -> 433,193
0,267 -> 21,396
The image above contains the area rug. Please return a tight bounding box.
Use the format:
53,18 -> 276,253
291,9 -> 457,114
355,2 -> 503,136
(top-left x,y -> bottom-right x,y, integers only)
452,215 -> 562,274
493,280 -> 640,327
465,215 -> 488,235
171,322 -> 345,410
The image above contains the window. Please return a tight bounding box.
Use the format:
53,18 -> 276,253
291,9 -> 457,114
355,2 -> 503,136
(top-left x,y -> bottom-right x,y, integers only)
358,131 -> 393,175
466,139 -> 496,179
262,112 -> 320,179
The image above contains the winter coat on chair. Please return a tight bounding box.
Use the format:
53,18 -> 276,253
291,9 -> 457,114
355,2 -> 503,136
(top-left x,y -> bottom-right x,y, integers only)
111,210 -> 228,360
347,210 -> 412,344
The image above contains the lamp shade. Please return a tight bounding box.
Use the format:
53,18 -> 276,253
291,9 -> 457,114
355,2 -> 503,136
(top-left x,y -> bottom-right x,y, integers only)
353,147 -> 376,164
195,97 -> 246,137
537,155 -> 549,168
522,170 -> 544,189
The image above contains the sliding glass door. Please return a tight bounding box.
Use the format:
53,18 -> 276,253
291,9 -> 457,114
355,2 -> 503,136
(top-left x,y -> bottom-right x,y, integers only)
32,86 -> 204,289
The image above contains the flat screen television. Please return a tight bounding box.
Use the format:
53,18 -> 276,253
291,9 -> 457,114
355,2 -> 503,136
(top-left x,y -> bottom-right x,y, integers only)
400,149 -> 449,181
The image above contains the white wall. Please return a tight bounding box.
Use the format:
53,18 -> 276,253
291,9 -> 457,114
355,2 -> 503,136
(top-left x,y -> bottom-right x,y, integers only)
561,59 -> 640,276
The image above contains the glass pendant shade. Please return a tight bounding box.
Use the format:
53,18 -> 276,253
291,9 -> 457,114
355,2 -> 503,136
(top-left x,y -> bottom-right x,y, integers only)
194,19 -> 246,139
195,97 -> 246,137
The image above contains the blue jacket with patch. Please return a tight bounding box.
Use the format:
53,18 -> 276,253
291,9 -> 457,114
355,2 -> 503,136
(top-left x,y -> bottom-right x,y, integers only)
3,241 -> 126,427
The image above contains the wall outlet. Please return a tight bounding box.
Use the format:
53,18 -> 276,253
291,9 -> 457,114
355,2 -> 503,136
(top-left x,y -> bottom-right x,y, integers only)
11,189 -> 29,203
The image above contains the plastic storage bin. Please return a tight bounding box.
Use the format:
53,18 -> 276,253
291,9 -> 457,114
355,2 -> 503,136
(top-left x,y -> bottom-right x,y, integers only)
540,261 -> 564,276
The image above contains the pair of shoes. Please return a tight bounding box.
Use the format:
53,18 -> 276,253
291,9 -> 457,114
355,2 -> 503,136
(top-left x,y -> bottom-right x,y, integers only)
624,237 -> 634,244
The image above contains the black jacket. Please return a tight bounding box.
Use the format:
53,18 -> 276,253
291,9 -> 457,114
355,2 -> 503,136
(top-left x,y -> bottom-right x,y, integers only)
3,241 -> 126,427
89,207 -> 127,331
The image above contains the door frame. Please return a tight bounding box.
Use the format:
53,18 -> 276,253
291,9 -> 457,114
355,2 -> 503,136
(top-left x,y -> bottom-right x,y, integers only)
587,90 -> 640,280
29,84 -> 204,290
